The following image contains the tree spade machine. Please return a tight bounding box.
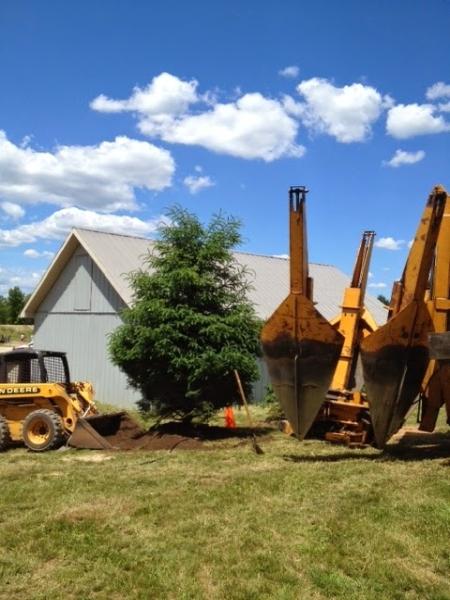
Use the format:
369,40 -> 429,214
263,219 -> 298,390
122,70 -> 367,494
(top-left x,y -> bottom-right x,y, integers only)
418,191 -> 450,431
261,186 -> 344,439
313,230 -> 379,445
360,185 -> 448,448
0,347 -> 134,452
262,184 -> 449,448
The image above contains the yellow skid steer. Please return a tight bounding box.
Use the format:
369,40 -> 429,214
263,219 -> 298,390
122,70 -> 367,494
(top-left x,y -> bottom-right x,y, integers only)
0,348 -> 132,452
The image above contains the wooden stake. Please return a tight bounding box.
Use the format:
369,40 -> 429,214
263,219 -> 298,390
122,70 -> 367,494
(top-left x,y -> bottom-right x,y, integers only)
233,370 -> 264,454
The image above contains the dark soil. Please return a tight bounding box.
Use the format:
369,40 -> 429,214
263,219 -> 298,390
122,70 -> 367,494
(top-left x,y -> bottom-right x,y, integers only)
101,414 -> 273,451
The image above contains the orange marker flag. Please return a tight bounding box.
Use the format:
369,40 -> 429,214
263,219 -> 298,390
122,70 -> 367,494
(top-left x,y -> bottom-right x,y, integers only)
224,406 -> 236,428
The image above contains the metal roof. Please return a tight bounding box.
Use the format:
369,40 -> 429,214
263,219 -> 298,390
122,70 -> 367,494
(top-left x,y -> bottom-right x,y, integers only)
23,227 -> 388,324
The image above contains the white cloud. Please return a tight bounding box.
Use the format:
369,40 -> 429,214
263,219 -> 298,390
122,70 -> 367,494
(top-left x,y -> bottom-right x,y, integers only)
272,254 -> 288,259
20,134 -> 33,148
426,81 -> 450,101
438,101 -> 450,113
375,237 -> 405,250
142,92 -> 304,161
0,268 -> 43,294
1,201 -> 25,220
0,132 -> 175,212
23,248 -> 54,259
296,78 -> 390,142
384,149 -> 425,168
0,207 -> 163,248
279,65 -> 300,78
368,282 -> 387,289
183,175 -> 215,194
91,73 -> 305,161
91,72 -> 199,116
282,95 -> 304,118
386,104 -> 450,138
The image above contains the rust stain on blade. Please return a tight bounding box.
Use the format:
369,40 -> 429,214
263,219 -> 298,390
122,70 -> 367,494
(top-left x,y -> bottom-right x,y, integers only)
361,302 -> 431,447
361,186 -> 447,448
261,187 -> 344,439
261,271 -> 343,439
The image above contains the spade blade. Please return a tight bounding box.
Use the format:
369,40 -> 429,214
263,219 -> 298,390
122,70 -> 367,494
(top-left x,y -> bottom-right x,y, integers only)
261,294 -> 344,439
361,301 -> 432,448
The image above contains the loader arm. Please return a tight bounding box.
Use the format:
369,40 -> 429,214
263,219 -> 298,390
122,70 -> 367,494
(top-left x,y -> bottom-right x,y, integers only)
361,185 -> 447,448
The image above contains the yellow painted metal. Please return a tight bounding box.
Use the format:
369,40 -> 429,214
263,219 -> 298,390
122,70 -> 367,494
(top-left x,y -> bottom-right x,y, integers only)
359,308 -> 379,336
330,231 -> 376,392
0,381 -> 97,443
261,187 -> 344,439
419,193 -> 450,430
313,231 -> 377,443
361,186 -> 447,448
0,349 -> 142,451
27,418 -> 51,446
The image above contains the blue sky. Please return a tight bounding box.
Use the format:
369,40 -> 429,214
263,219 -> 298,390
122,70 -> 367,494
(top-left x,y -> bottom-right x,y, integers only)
1,0 -> 449,297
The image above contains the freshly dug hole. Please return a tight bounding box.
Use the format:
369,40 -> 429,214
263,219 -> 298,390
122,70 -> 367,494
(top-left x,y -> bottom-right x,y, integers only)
90,414 -> 271,451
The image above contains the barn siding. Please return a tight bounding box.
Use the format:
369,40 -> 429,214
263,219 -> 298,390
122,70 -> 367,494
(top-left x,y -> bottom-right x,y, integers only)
252,359 -> 270,403
34,312 -> 141,407
39,247 -> 125,315
33,245 -> 141,408
32,242 -> 272,408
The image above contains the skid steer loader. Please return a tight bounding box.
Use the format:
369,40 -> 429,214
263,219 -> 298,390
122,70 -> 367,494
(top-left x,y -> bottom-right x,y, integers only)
0,348 -> 133,452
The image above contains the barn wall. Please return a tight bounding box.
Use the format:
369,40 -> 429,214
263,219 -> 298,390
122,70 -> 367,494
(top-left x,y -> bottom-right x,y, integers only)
34,312 -> 141,407
252,359 -> 270,403
34,246 -> 141,408
34,244 -> 268,408
39,247 -> 125,314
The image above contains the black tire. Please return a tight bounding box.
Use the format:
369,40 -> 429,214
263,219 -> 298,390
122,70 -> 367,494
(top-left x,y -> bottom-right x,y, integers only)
22,409 -> 65,452
0,416 -> 11,452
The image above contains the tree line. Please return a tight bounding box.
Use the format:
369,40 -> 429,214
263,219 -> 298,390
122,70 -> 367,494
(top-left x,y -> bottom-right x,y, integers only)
0,287 -> 29,324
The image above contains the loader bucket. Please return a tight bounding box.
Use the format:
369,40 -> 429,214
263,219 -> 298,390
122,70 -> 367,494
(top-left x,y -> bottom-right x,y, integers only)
261,294 -> 344,438
261,186 -> 344,439
360,301 -> 432,448
68,412 -> 142,449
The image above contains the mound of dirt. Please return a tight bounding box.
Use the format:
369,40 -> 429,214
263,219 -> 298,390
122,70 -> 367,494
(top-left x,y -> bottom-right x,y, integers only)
100,415 -> 271,451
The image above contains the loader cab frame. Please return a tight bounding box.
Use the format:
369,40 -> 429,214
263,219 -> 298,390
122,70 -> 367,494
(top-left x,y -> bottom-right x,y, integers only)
0,349 -> 71,387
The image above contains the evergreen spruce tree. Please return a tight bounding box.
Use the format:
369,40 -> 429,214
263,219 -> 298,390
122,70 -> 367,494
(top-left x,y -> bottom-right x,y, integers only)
109,207 -> 262,422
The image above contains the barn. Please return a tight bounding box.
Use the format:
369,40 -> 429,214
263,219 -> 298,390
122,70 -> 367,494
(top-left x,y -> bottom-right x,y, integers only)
22,228 -> 387,407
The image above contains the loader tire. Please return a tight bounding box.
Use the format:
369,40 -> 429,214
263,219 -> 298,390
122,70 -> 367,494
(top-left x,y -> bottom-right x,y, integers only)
22,410 -> 65,452
0,416 -> 11,452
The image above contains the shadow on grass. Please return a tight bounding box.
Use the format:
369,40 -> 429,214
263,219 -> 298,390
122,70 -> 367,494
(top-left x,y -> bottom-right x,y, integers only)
150,421 -> 274,441
283,430 -> 450,463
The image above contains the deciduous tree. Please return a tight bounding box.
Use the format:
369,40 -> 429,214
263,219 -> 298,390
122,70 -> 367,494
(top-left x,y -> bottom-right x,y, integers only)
7,287 -> 26,324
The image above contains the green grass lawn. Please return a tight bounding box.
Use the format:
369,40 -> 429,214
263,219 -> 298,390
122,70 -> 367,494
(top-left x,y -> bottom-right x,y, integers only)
1,408 -> 449,600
